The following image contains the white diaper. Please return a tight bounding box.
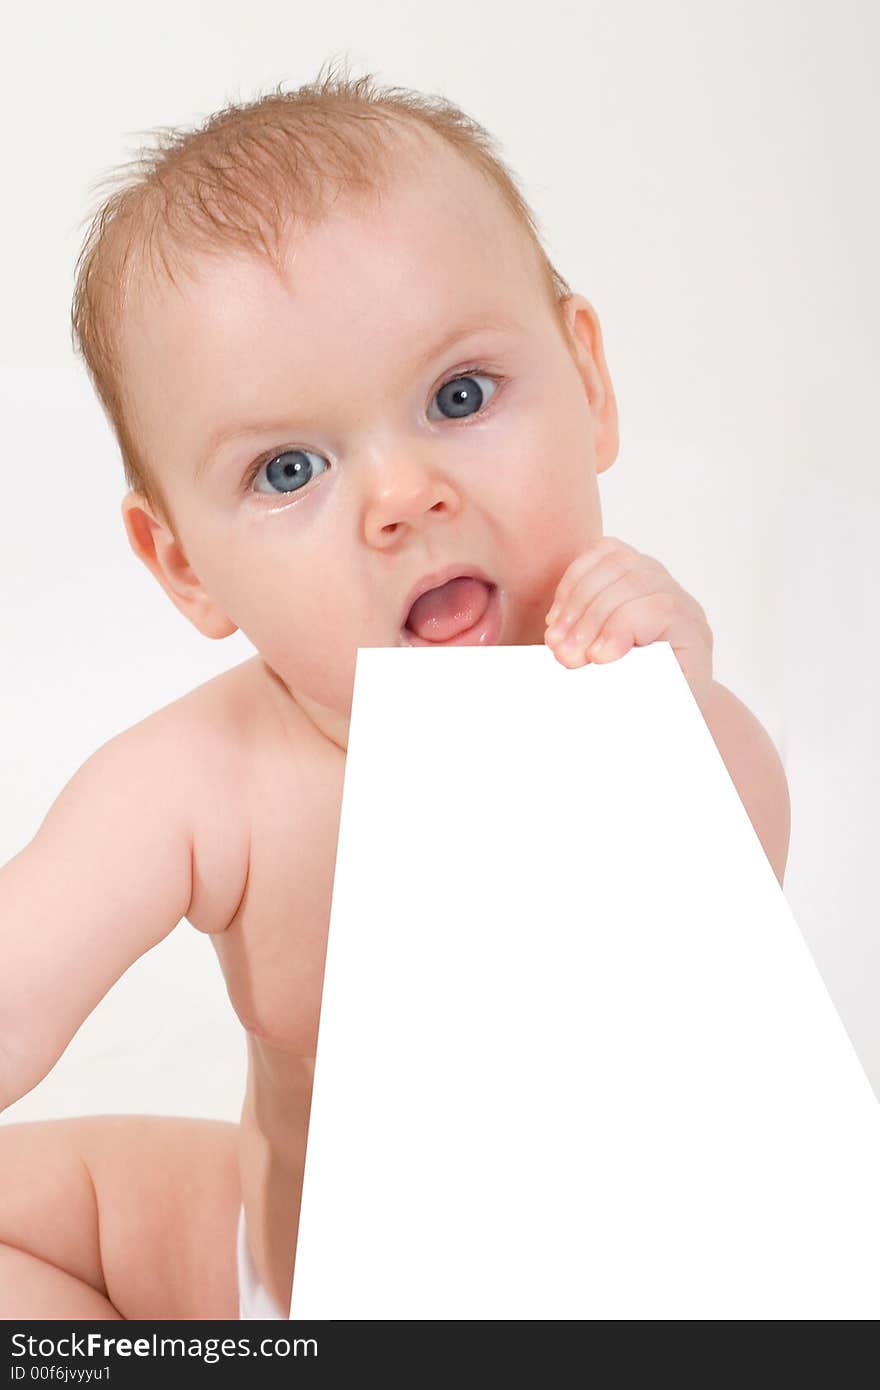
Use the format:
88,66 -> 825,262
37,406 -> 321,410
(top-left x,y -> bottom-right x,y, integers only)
236,1205 -> 288,1320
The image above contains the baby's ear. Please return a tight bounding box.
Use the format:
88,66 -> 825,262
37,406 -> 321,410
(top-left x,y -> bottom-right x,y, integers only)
559,294 -> 620,474
121,490 -> 237,640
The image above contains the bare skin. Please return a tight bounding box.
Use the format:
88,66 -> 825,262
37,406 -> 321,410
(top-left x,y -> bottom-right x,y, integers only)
0,1116 -> 240,1319
0,126 -> 790,1319
0,644 -> 788,1320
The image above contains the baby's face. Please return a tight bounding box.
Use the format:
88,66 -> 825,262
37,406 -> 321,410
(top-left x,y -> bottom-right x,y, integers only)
120,133 -> 617,738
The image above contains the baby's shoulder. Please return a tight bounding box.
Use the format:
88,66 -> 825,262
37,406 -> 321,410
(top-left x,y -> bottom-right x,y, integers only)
123,656 -> 250,773
144,655 -> 334,930
123,658 -> 263,934
124,655 -> 335,933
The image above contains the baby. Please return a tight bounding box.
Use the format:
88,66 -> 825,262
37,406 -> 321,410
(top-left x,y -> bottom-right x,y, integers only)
0,65 -> 790,1320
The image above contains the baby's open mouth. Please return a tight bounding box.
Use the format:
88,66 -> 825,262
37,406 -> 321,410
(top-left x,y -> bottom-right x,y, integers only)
403,574 -> 496,644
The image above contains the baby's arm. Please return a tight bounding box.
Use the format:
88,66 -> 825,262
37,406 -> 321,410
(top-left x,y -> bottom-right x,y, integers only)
0,714 -> 197,1112
699,679 -> 791,886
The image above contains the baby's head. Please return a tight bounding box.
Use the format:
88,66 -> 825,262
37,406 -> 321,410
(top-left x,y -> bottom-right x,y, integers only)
72,63 -> 618,741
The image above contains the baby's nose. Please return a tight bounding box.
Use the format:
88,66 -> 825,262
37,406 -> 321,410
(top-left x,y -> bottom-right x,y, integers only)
362,459 -> 461,545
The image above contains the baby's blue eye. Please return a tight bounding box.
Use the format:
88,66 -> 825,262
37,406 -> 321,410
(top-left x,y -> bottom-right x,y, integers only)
429,372 -> 497,421
253,449 -> 328,496
250,372 -> 498,497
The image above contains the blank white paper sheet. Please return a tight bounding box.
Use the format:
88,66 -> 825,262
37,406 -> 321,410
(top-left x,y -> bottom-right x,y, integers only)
291,642 -> 880,1320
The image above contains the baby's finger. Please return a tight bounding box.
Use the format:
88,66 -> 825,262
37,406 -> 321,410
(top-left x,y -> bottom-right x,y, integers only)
545,537 -> 639,624
555,584 -> 675,666
588,592 -> 679,661
546,551 -> 651,641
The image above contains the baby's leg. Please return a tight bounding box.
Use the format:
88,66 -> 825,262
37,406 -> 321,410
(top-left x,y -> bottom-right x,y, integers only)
0,1114 -> 241,1319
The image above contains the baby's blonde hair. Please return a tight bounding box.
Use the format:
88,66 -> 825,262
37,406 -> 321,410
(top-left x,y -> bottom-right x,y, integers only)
71,56 -> 573,536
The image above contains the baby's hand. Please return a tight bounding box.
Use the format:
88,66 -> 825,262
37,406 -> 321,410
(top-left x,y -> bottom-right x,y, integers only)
544,536 -> 714,711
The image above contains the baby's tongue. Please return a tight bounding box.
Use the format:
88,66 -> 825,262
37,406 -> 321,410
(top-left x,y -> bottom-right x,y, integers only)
406,576 -> 491,642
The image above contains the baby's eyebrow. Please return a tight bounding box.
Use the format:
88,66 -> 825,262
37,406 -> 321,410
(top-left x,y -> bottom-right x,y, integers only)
194,318 -> 520,481
409,317 -> 519,374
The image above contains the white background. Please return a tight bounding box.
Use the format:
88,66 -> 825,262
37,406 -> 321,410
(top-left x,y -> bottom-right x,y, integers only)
1,0 -> 878,1125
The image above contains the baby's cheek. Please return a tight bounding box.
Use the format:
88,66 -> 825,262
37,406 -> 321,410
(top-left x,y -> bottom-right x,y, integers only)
504,393 -> 602,559
506,468 -> 602,604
